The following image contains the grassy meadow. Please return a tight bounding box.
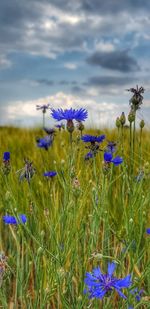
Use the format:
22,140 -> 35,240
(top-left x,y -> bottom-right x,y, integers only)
0,118 -> 150,308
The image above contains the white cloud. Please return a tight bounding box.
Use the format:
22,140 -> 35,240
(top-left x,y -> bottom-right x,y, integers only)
64,62 -> 78,70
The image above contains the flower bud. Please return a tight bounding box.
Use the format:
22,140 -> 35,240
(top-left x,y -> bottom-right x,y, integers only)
128,111 -> 135,123
116,117 -> 121,128
139,119 -> 145,129
120,112 -> 126,126
67,120 -> 74,133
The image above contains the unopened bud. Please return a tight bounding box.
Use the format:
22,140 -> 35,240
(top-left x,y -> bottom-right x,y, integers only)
128,111 -> 135,123
120,112 -> 126,126
140,119 -> 145,129
116,117 -> 121,128
67,120 -> 74,133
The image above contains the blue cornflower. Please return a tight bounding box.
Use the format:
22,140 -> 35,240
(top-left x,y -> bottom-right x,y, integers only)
81,134 -> 105,143
36,136 -> 53,150
146,228 -> 150,234
104,152 -> 123,166
3,214 -> 27,224
84,262 -> 132,299
3,152 -> 10,161
84,152 -> 94,160
43,171 -> 57,177
51,108 -> 88,122
130,288 -> 144,302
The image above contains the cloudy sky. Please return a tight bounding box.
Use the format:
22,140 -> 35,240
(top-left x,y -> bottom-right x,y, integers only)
0,0 -> 150,128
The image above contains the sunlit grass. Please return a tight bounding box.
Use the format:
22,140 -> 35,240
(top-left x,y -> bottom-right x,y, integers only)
0,125 -> 150,308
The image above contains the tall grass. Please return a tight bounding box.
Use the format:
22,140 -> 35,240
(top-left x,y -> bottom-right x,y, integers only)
0,124 -> 150,308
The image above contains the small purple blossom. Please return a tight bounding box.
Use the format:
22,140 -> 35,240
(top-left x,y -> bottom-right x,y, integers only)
81,134 -> 105,143
43,171 -> 57,177
36,104 -> 50,113
51,108 -> 88,122
3,152 -> 10,161
146,228 -> 150,234
36,136 -> 53,150
3,214 -> 27,224
104,152 -> 123,166
106,141 -> 117,153
84,262 -> 132,299
84,152 -> 94,160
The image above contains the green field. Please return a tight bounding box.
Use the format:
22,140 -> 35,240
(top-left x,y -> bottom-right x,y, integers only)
0,119 -> 150,308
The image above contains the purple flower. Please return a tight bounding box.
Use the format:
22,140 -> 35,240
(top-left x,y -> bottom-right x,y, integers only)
43,171 -> 57,177
51,108 -> 88,122
84,152 -> 94,160
81,134 -> 105,143
3,152 -> 10,161
3,214 -> 27,224
36,104 -> 50,113
84,262 -> 132,299
104,152 -> 123,166
106,141 -> 117,153
146,228 -> 150,234
36,136 -> 53,150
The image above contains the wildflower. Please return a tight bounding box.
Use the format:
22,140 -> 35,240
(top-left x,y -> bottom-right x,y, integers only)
128,110 -> 135,123
77,121 -> 84,136
51,108 -> 88,134
82,134 -> 105,157
51,107 -> 88,122
135,170 -> 144,182
130,287 -> 144,302
139,119 -> 145,129
17,159 -> 36,184
44,127 -> 56,135
84,152 -> 94,160
84,262 -> 132,299
36,104 -> 50,113
127,85 -> 144,111
120,112 -> 126,126
3,152 -> 10,161
81,135 -> 105,143
106,141 -> 117,154
43,171 -> 57,177
2,152 -> 11,175
146,228 -> 150,234
3,214 -> 27,224
104,152 -> 123,166
36,135 -> 53,150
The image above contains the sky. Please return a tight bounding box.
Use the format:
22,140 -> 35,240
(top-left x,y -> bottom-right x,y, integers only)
0,0 -> 150,128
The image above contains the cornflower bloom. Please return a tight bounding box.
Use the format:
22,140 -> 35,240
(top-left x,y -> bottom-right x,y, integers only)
36,135 -> 53,150
2,152 -> 11,175
36,103 -> 50,127
51,108 -> 88,143
146,228 -> 150,234
82,134 -> 105,157
127,85 -> 144,112
3,214 -> 27,224
84,262 -> 132,299
43,171 -> 57,177
84,152 -> 94,160
104,152 -> 123,166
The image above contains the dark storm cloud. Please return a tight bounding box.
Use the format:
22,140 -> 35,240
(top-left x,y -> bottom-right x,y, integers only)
86,50 -> 139,72
79,0 -> 150,14
86,76 -> 137,87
